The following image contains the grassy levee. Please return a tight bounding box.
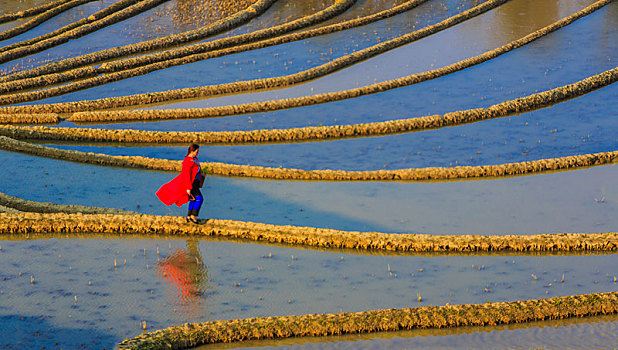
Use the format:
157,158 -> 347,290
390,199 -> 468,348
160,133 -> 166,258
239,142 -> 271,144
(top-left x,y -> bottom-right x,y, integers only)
0,0 -> 149,57
0,192 -> 135,214
0,136 -> 616,181
0,113 -> 60,124
116,292 -> 618,349
0,0 -> 172,65
1,67 -> 613,142
0,0 -> 429,96
0,0 -> 514,113
0,0 -> 76,24
0,0 -> 277,84
1,212 -> 616,253
0,0 -> 97,42
54,0 -> 612,120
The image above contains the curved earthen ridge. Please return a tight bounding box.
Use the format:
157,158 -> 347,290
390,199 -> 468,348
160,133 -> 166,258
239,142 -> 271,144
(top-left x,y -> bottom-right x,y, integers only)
0,0 -> 427,96
0,192 -> 136,215
0,0 -> 97,42
0,0 -> 77,25
0,136 -> 616,181
1,67 -> 614,142
115,292 -> 618,349
0,0 -> 515,114
0,0 -> 277,83
0,0 -> 172,65
0,212 -> 616,253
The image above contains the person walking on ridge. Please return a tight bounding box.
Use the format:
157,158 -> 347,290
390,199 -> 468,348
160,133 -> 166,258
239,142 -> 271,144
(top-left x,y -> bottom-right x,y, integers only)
156,144 -> 205,224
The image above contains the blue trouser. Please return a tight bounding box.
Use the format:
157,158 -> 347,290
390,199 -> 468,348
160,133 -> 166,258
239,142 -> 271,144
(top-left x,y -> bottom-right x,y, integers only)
188,195 -> 203,216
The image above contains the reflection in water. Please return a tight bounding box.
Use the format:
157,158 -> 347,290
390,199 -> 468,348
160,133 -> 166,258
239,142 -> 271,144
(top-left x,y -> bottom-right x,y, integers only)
156,239 -> 212,322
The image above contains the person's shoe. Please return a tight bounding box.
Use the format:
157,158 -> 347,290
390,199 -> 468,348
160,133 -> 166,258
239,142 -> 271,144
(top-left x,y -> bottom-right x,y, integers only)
188,217 -> 199,224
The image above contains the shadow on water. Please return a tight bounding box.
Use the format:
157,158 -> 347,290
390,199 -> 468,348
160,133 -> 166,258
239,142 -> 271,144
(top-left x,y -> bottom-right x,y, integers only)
0,314 -> 117,349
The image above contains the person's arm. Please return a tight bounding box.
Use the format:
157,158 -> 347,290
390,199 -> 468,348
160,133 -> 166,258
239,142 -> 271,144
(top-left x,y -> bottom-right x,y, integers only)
181,158 -> 193,195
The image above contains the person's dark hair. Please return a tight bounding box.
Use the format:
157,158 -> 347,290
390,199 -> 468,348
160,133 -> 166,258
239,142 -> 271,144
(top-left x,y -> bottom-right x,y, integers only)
187,143 -> 199,156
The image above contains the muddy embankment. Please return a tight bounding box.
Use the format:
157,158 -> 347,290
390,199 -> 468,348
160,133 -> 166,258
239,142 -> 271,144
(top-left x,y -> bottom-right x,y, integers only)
0,0 -> 79,25
0,0 -> 97,43
0,0 -> 274,82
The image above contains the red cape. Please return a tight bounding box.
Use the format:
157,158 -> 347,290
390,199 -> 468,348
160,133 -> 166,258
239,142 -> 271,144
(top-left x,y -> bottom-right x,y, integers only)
156,156 -> 199,207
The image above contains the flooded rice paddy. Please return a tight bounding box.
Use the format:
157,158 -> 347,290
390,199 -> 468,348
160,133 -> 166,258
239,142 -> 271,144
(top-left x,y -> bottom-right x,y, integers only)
51,85 -> 618,170
1,236 -> 617,348
0,0 -> 616,348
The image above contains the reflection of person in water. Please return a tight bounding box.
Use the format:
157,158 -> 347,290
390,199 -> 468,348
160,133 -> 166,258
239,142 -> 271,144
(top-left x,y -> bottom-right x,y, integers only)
156,239 -> 210,321
156,144 -> 206,224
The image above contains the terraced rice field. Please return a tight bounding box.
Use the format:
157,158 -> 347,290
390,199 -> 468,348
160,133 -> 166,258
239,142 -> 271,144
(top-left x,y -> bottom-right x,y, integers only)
0,0 -> 616,348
